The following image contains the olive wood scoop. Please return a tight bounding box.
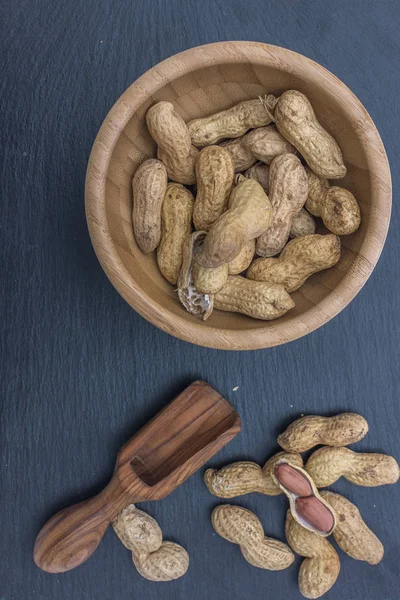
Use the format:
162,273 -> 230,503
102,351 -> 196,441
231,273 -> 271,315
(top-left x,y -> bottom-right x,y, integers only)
34,381 -> 241,573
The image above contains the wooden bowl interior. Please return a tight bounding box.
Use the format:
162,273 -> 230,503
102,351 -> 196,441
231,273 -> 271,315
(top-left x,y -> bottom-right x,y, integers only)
87,44 -> 390,349
106,63 -> 371,331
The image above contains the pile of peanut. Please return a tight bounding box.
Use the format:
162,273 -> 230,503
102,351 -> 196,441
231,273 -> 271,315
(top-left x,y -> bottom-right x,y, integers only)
132,91 -> 361,321
205,413 -> 399,598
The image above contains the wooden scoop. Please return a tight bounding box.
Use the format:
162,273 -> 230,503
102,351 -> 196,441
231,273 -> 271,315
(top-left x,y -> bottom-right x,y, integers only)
34,381 -> 241,573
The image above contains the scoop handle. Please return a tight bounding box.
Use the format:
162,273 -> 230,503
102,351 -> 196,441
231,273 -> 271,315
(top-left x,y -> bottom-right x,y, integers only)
33,474 -> 131,573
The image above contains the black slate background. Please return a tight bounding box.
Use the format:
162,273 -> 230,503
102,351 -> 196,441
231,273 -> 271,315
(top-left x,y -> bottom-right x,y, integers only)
1,1 -> 400,599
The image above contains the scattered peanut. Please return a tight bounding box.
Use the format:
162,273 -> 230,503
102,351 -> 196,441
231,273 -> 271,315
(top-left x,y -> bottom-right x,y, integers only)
290,208 -> 316,238
214,276 -> 294,320
221,137 -> 257,172
196,176 -> 273,268
193,145 -> 234,231
228,239 -> 255,275
285,511 -> 341,599
157,183 -> 194,285
273,462 -> 336,536
177,231 -> 213,321
192,261 -> 228,294
306,446 -> 400,488
205,461 -> 272,498
146,101 -> 198,184
244,162 -> 270,192
112,505 -> 189,582
204,452 -> 303,498
247,234 -> 341,293
243,125 -> 296,164
212,504 -> 294,571
277,413 -> 369,453
188,96 -> 276,146
132,159 -> 168,254
321,491 -> 384,564
273,90 -> 346,179
256,154 -> 308,257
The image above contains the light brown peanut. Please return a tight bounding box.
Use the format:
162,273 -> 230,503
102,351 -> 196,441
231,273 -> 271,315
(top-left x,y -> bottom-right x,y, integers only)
214,276 -> 294,320
196,176 -> 273,268
248,234 -> 341,293
273,462 -> 336,536
322,187 -> 361,235
193,145 -> 234,231
212,505 -> 294,571
157,183 -> 194,285
192,261 -> 228,294
132,159 -> 168,254
305,446 -> 400,488
290,208 -> 316,238
305,168 -> 361,234
321,491 -> 384,564
277,413 -> 369,453
112,505 -> 189,581
243,125 -> 296,164
188,96 -> 276,146
177,231 -> 213,321
305,167 -> 329,216
273,90 -> 346,179
244,162 -> 270,192
228,239 -> 255,275
285,511 -> 341,599
205,462 -> 272,498
221,137 -> 257,172
204,452 -> 302,498
256,154 -> 308,257
146,101 -> 198,184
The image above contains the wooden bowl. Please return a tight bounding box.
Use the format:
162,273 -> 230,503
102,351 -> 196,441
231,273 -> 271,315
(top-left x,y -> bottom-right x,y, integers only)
85,42 -> 391,350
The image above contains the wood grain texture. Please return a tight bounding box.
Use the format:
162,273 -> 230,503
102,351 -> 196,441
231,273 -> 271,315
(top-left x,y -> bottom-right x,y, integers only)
86,42 -> 391,350
33,381 -> 240,573
2,1 -> 400,599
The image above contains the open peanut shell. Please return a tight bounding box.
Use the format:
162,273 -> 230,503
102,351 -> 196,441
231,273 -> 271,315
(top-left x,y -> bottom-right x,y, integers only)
272,460 -> 336,537
177,231 -> 214,320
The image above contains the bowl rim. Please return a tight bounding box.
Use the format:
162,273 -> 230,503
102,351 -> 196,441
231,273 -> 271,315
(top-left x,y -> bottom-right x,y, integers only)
85,41 -> 392,350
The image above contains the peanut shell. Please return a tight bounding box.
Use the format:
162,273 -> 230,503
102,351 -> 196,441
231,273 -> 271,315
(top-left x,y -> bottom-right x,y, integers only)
273,90 -> 346,179
321,491 -> 384,565
220,136 -> 256,172
285,511 -> 340,599
212,504 -> 294,571
188,96 -> 276,146
290,208 -> 316,238
244,162 -> 270,192
306,446 -> 400,488
157,183 -> 194,285
214,276 -> 294,320
132,159 -> 168,254
196,176 -> 272,268
256,154 -> 308,257
177,231 -> 213,320
193,145 -> 234,231
248,234 -> 341,293
243,125 -> 296,164
277,413 -> 369,452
